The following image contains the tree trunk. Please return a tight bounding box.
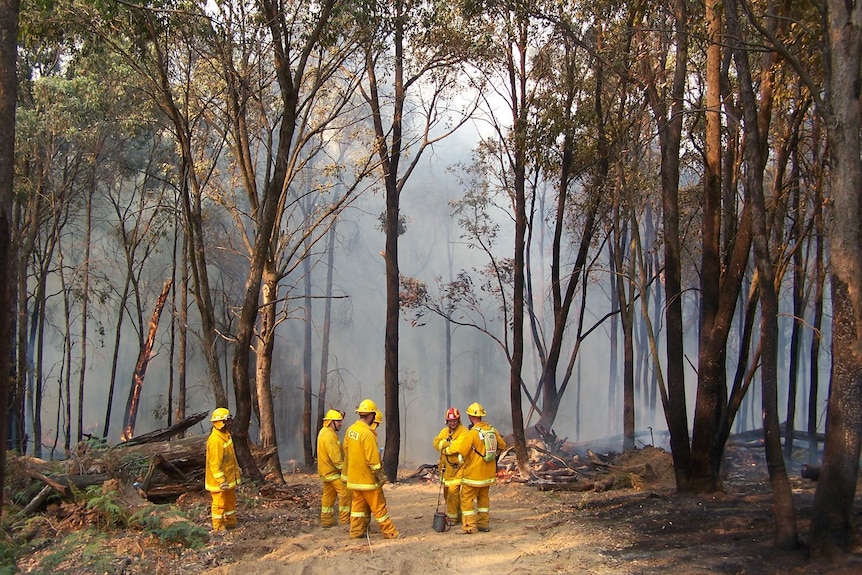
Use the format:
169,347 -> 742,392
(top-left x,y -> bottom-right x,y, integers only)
508,14 -> 530,480
0,0 -> 20,508
121,279 -> 173,441
810,0 -> 862,556
690,0 -> 725,493
175,232 -> 189,436
783,154 -> 805,460
256,263 -> 283,482
726,0 -> 798,547
807,176 -> 824,459
302,253 -> 314,467
76,185 -> 93,443
643,0 -> 691,491
362,3 -> 406,480
534,39 -> 602,433
317,219 -> 337,437
60,249 -> 72,456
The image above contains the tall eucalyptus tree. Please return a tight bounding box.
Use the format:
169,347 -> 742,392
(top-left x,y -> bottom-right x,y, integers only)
355,0 -> 477,479
0,0 -> 20,507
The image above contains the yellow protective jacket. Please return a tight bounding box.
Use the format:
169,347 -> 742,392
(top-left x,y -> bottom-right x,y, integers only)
317,425 -> 344,482
445,421 -> 506,487
343,420 -> 383,491
205,426 -> 241,492
433,423 -> 467,486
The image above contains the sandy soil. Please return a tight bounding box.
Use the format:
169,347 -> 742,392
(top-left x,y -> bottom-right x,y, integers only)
197,448 -> 862,575
205,480 -> 618,575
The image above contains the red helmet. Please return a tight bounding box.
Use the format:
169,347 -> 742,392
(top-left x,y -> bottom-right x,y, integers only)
445,407 -> 460,421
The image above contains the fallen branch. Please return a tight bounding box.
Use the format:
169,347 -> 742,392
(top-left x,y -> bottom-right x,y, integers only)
17,485 -> 53,516
404,463 -> 438,480
531,446 -> 578,472
119,411 -> 208,447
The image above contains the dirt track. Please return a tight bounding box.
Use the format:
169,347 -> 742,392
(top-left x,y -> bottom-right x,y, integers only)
204,481 -> 620,575
200,460 -> 862,575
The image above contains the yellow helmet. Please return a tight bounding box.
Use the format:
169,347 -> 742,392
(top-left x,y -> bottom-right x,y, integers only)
374,409 -> 383,424
356,399 -> 377,415
323,409 -> 344,422
466,402 -> 486,417
211,407 -> 232,422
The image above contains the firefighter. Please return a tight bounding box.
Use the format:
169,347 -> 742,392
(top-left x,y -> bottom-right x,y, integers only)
443,402 -> 506,534
372,409 -> 383,431
317,409 -> 351,527
432,407 -> 468,526
205,407 -> 241,532
343,399 -> 399,539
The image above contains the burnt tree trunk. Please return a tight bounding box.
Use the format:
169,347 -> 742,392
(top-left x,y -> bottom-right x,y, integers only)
122,279 -> 173,441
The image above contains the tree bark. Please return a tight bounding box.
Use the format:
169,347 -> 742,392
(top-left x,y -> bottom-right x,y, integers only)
121,279 -> 173,441
0,0 -> 20,510
642,0 -> 691,491
810,0 -> 862,556
255,263 -> 283,482
302,253 -> 314,467
725,0 -> 798,547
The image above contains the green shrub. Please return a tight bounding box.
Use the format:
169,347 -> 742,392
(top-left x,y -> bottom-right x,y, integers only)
81,485 -> 127,528
0,536 -> 19,575
41,530 -> 113,574
130,506 -> 209,549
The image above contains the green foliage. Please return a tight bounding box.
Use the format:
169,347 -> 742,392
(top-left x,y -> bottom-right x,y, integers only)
81,485 -> 127,529
0,536 -> 19,575
116,451 -> 153,482
41,530 -> 112,574
129,506 -> 209,549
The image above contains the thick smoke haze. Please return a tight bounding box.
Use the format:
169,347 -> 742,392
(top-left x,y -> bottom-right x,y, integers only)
26,115 -> 831,468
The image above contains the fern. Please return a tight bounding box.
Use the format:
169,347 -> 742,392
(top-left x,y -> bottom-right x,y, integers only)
0,536 -> 18,575
82,485 -> 127,528
41,530 -> 113,573
130,506 -> 209,549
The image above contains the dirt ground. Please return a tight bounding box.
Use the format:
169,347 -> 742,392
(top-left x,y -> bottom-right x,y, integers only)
13,446 -> 862,575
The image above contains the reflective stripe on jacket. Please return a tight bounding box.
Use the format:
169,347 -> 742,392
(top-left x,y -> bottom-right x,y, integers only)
433,423 -> 467,485
317,425 -> 345,481
205,427 -> 241,492
446,421 -> 506,487
343,420 -> 382,491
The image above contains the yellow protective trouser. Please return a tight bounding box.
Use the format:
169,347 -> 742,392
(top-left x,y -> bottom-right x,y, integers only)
321,478 -> 352,527
211,488 -> 237,531
459,484 -> 491,533
349,488 -> 399,539
443,484 -> 461,523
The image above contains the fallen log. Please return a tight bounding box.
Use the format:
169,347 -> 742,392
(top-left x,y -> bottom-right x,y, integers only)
119,411 -> 208,447
801,464 -> 820,481
17,485 -> 53,516
534,475 -> 616,492
114,435 -> 206,474
142,481 -> 204,501
727,423 -> 825,446
20,464 -> 71,498
404,463 -> 438,480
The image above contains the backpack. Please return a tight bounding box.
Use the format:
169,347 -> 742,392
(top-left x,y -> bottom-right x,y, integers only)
476,427 -> 498,462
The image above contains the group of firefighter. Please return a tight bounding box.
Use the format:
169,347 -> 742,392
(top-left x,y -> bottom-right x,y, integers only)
202,398 -> 506,537
319,399 -> 507,537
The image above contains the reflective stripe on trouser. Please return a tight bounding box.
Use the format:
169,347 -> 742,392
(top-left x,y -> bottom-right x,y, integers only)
322,478 -> 352,526
211,489 -> 237,531
459,484 -> 491,532
223,489 -> 238,528
443,485 -> 461,521
349,488 -> 398,539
